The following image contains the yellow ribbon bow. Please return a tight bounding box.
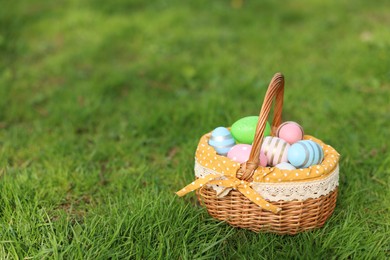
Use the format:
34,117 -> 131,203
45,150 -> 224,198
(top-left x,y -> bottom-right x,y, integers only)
176,173 -> 282,214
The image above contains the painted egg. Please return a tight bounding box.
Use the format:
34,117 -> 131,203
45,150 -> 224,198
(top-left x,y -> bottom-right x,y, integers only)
287,140 -> 324,168
227,145 -> 268,166
309,140 -> 324,165
275,162 -> 296,170
208,127 -> 235,156
276,121 -> 304,144
231,116 -> 271,144
259,151 -> 267,167
227,144 -> 252,163
260,136 -> 291,166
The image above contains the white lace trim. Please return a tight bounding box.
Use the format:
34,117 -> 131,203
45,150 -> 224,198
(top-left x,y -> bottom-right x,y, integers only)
195,161 -> 339,202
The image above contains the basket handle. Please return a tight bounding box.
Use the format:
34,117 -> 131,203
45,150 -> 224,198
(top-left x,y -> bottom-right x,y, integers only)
236,73 -> 285,181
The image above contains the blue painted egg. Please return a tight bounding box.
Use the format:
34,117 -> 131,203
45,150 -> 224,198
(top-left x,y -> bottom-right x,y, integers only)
275,162 -> 296,170
307,140 -> 324,166
287,140 -> 324,168
208,127 -> 236,156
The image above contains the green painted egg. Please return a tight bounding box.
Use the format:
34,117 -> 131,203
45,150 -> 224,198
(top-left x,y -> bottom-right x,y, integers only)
231,116 -> 271,144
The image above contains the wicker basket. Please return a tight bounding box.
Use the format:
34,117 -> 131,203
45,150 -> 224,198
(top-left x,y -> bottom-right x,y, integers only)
177,73 -> 340,235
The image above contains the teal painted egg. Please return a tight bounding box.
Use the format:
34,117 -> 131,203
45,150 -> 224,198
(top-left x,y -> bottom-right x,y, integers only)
287,140 -> 324,168
308,140 -> 324,165
231,116 -> 271,144
208,127 -> 235,156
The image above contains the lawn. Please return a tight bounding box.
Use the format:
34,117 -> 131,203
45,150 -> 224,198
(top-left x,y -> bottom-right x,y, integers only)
0,0 -> 389,259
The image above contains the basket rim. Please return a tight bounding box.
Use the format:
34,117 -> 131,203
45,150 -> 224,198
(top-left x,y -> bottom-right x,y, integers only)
196,132 -> 340,183
195,160 -> 339,202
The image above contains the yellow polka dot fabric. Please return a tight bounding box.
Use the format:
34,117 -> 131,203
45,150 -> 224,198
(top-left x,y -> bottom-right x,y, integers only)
196,132 -> 340,183
176,131 -> 340,214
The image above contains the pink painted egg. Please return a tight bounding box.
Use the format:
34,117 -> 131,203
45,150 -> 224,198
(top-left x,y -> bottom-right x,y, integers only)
227,144 -> 269,166
276,121 -> 304,144
259,151 -> 267,167
227,144 -> 252,163
260,136 -> 291,166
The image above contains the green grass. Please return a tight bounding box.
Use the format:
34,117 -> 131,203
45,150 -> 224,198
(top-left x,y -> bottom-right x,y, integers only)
1,0 -> 389,258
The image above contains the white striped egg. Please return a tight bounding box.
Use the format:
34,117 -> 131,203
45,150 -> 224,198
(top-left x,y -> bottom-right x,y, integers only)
260,136 -> 291,166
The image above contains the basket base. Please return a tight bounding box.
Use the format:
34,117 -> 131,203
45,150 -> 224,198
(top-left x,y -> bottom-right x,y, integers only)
197,187 -> 338,235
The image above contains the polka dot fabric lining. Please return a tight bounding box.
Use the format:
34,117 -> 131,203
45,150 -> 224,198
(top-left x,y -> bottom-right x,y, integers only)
196,132 -> 340,183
